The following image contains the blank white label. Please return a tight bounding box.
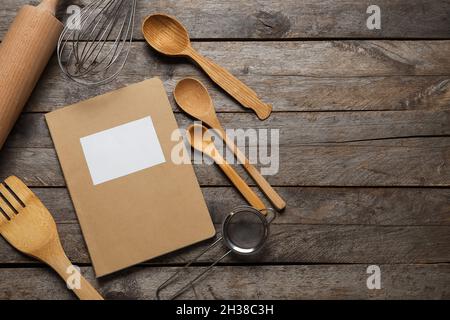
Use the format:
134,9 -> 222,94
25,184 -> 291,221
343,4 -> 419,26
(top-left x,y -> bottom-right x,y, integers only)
80,116 -> 166,185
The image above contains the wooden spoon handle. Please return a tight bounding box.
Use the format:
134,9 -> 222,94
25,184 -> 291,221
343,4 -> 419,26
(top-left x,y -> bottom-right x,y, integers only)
69,273 -> 104,300
214,154 -> 266,211
47,249 -> 104,300
216,127 -> 286,211
188,49 -> 272,120
37,0 -> 59,15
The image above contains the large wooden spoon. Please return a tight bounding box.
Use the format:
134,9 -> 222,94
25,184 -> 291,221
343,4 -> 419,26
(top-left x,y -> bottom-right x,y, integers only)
186,124 -> 266,211
142,14 -> 272,120
176,78 -> 286,211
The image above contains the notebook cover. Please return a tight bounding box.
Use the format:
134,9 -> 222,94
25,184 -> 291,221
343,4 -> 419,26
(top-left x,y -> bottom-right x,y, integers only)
45,78 -> 215,277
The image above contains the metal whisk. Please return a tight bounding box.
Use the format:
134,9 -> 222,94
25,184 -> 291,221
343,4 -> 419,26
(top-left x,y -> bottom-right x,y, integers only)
57,0 -> 137,85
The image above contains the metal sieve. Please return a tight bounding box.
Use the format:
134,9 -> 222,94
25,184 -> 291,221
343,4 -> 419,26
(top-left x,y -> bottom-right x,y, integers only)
156,206 -> 275,300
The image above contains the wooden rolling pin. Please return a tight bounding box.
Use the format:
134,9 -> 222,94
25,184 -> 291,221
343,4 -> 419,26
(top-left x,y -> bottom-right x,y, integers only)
0,0 -> 62,149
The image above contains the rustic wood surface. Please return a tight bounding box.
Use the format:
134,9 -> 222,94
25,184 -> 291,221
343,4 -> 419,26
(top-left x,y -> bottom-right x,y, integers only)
2,0 -> 450,39
1,265 -> 449,300
0,0 -> 449,300
20,42 -> 450,113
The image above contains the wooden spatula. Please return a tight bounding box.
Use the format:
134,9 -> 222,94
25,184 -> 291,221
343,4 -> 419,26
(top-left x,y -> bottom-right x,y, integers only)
0,176 -> 103,300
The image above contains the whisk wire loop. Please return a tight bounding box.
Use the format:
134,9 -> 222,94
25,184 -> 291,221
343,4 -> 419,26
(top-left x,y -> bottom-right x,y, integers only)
57,0 -> 137,85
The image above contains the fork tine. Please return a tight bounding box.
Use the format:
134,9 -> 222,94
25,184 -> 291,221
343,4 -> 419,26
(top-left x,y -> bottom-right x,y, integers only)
0,208 -> 8,223
0,183 -> 23,212
0,195 -> 14,219
3,176 -> 34,206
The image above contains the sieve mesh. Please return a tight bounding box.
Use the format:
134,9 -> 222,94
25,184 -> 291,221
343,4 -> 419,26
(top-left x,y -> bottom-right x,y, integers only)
224,210 -> 266,250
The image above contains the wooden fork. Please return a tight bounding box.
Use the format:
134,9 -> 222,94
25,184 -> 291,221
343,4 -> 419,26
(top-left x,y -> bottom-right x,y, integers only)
0,176 -> 103,300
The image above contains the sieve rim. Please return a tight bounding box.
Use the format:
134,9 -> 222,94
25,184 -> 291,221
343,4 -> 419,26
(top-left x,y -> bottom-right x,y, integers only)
222,206 -> 270,255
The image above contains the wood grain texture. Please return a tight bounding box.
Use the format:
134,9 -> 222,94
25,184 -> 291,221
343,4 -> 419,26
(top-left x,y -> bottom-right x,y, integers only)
2,183 -> 449,266
4,111 -> 450,186
27,72 -> 450,113
18,41 -> 450,113
0,3 -> 62,149
6,111 -> 450,148
1,137 -> 448,187
1,222 -> 449,265
2,0 -> 450,39
28,187 -> 450,226
0,264 -> 449,300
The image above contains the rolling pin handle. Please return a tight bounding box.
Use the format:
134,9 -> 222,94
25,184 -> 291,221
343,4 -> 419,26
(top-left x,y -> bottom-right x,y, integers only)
37,0 -> 59,15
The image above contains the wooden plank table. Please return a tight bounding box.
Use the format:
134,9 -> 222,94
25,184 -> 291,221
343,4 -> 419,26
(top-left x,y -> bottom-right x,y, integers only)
0,0 -> 449,299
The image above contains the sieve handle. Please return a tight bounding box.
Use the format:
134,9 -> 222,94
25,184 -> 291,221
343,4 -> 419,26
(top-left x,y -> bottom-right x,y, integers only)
156,237 -> 230,300
260,208 -> 276,223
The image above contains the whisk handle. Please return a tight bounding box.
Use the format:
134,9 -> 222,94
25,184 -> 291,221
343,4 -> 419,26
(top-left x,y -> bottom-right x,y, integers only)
37,0 -> 60,15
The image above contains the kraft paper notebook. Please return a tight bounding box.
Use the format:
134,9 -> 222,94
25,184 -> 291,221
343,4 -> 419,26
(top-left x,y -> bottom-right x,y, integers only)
46,78 -> 215,277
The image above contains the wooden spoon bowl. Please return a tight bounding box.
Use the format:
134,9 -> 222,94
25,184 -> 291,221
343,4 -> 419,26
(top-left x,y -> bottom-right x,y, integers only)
142,14 -> 190,56
174,78 -> 218,126
186,123 -> 211,153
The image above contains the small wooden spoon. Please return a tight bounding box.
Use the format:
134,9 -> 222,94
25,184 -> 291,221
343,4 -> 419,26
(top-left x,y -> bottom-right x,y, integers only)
175,78 -> 286,211
186,124 -> 266,211
142,14 -> 272,120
